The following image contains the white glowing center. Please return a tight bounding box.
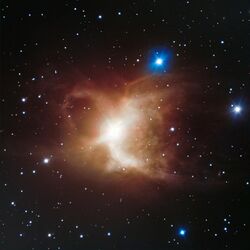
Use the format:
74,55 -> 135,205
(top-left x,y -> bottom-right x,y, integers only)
234,105 -> 241,113
97,104 -> 142,169
103,120 -> 124,142
155,58 -> 163,65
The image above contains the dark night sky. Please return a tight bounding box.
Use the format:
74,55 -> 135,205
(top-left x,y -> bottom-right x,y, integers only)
1,1 -> 250,250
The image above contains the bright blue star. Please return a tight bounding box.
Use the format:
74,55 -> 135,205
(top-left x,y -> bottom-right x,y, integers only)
155,57 -> 163,65
231,104 -> 243,115
178,228 -> 186,237
148,49 -> 171,73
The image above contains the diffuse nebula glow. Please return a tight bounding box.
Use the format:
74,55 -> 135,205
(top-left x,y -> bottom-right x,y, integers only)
59,74 -> 187,179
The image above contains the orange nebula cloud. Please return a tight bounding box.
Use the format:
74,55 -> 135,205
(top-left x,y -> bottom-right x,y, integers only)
58,74 -> 189,180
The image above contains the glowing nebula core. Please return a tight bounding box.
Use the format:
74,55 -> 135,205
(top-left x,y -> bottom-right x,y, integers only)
97,104 -> 142,170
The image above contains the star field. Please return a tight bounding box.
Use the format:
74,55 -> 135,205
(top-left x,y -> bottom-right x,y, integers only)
1,1 -> 250,250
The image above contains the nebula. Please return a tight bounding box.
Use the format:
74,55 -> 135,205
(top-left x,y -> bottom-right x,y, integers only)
53,73 -> 195,182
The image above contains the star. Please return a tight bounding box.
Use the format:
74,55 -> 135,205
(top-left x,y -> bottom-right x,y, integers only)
231,104 -> 242,114
155,57 -> 164,65
170,127 -> 175,132
11,201 -> 16,206
178,228 -> 186,236
233,105 -> 242,113
43,158 -> 50,164
149,49 -> 171,72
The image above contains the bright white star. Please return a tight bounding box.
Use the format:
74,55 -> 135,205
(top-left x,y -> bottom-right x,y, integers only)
170,127 -> 175,132
231,103 -> 242,115
233,105 -> 242,113
43,158 -> 50,164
